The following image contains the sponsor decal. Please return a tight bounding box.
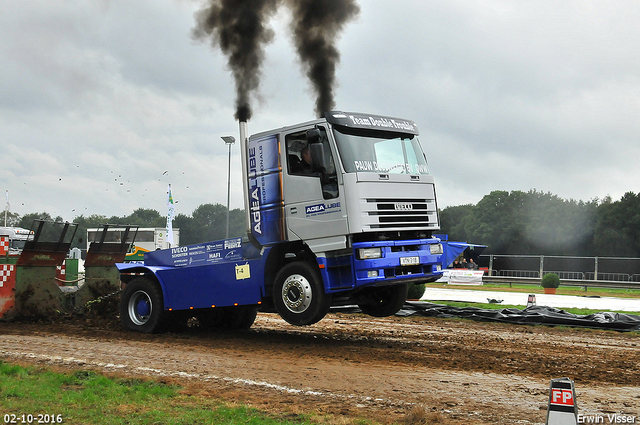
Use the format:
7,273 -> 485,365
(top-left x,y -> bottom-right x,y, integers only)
305,204 -> 325,214
305,202 -> 341,216
225,238 -> 242,249
171,246 -> 189,258
353,160 -> 428,174
163,239 -> 243,265
224,250 -> 239,259
206,242 -> 224,252
348,115 -> 416,132
247,134 -> 284,245
249,146 -> 262,235
33,254 -> 54,261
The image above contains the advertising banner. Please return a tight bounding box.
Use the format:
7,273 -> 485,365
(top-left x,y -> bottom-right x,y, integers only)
437,269 -> 484,285
247,134 -> 284,245
145,237 -> 243,268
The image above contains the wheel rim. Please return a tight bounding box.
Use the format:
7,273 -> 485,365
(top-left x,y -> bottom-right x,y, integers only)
281,273 -> 312,313
128,290 -> 152,326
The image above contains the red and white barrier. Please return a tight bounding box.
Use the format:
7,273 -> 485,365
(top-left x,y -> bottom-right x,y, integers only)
0,263 -> 16,317
0,235 -> 9,256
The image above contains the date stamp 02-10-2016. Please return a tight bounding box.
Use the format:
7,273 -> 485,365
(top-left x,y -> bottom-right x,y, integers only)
3,414 -> 64,424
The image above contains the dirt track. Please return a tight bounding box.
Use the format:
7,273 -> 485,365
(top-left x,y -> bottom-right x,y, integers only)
1,311 -> 639,424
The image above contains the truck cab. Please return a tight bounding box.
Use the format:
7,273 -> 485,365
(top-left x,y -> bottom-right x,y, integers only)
0,226 -> 34,256
245,111 -> 443,324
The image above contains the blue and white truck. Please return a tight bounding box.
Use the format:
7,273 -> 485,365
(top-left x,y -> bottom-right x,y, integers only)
117,111 -> 445,332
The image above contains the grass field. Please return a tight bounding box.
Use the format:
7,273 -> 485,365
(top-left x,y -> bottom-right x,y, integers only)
0,361 -> 319,425
421,282 -> 640,314
425,281 -> 640,299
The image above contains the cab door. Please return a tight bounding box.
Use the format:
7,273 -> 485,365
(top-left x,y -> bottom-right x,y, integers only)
282,126 -> 348,251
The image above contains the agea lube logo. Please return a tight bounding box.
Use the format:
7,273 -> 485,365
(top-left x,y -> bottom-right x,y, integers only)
305,202 -> 341,216
305,204 -> 325,214
249,146 -> 262,235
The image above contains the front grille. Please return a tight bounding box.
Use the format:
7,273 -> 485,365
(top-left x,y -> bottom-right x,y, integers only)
365,198 -> 436,229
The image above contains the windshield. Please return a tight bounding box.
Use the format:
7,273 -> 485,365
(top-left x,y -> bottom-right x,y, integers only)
333,127 -> 429,174
10,240 -> 27,250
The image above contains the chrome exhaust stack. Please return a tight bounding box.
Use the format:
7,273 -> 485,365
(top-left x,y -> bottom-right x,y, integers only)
238,121 -> 252,238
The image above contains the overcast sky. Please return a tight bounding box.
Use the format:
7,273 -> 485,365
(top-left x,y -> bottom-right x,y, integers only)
2,0 -> 640,222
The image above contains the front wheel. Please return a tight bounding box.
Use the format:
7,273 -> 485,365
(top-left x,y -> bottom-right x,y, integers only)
120,276 -> 167,333
273,262 -> 331,326
357,283 -> 408,317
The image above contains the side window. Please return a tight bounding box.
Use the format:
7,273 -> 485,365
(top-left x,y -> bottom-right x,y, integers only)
285,128 -> 339,200
286,132 -> 313,175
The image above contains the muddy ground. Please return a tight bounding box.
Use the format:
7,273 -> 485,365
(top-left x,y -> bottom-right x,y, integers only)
1,309 -> 639,424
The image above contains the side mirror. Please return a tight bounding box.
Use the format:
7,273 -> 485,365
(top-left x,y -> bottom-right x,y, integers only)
306,128 -> 321,143
309,143 -> 325,172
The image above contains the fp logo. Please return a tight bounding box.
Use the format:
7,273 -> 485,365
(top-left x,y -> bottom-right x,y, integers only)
550,389 -> 574,406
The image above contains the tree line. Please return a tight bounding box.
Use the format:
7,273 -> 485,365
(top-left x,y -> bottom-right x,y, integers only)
440,189 -> 640,257
5,189 -> 640,257
4,205 -> 247,250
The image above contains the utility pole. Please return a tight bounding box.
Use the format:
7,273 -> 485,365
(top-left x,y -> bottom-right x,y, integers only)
221,136 -> 236,239
4,190 -> 8,227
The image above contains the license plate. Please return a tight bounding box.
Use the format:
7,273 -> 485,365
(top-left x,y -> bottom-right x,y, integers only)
400,256 -> 420,266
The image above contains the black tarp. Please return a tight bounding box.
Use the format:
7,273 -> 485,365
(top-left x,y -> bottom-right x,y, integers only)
395,301 -> 640,332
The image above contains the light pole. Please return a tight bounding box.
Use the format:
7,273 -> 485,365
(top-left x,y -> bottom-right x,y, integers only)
221,136 -> 236,239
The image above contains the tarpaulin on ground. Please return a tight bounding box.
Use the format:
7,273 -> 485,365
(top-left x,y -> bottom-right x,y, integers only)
395,301 -> 640,332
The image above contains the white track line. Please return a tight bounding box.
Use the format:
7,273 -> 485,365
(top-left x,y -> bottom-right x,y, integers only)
0,349 -> 400,408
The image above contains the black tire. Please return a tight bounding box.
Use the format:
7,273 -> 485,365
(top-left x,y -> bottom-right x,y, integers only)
198,305 -> 258,330
225,305 -> 258,330
165,310 -> 191,333
198,308 -> 227,330
120,276 -> 167,333
273,261 -> 331,326
357,283 -> 409,317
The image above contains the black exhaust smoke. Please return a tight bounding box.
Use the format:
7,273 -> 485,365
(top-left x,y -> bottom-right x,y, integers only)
192,0 -> 280,122
286,0 -> 360,118
193,0 -> 360,120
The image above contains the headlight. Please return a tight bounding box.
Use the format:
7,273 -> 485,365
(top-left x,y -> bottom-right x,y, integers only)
429,243 -> 443,255
357,247 -> 382,259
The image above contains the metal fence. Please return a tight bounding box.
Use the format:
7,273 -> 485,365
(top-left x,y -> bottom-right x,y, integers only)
479,254 -> 640,290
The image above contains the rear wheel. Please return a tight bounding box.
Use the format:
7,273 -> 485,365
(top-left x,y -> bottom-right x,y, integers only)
357,283 -> 408,317
273,261 -> 331,326
120,276 -> 167,333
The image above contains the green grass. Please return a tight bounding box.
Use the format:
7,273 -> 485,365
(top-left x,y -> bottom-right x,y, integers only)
0,361 -> 313,425
425,281 -> 640,298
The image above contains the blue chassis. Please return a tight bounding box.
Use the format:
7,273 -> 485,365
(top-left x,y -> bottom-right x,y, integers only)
116,238 -> 444,312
